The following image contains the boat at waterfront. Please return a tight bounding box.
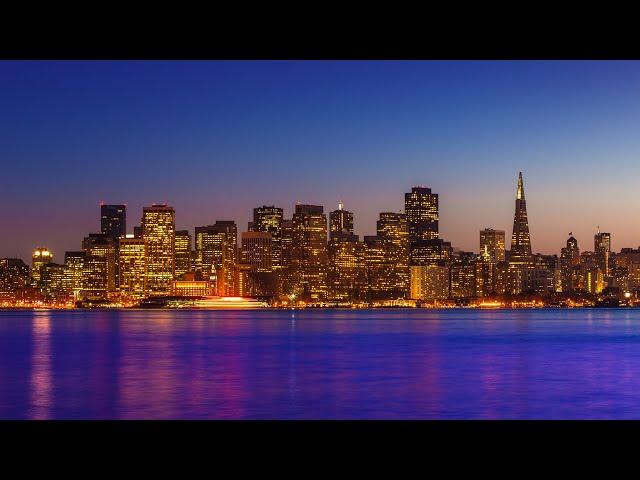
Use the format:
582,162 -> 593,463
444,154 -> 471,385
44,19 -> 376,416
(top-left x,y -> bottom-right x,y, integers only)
139,295 -> 268,309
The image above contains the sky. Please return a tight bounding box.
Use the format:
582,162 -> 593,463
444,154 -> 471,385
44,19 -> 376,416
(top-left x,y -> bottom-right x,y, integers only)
2,60 -> 640,261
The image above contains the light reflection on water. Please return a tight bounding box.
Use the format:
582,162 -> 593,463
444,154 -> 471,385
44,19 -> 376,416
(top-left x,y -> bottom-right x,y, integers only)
1,308 -> 640,419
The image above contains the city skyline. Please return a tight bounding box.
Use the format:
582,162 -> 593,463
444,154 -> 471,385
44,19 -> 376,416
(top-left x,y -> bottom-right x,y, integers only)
0,172 -> 634,262
3,61 -> 640,259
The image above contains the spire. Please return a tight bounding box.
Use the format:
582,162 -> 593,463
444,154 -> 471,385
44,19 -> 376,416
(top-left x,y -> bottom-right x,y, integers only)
516,171 -> 524,200
338,201 -> 344,211
509,171 -> 532,267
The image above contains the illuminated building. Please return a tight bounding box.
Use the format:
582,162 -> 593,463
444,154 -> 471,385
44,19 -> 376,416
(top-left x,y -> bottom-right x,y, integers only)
41,263 -> 69,300
594,229 -> 611,278
329,202 -> 354,238
64,251 -> 85,300
364,235 -> 386,300
119,235 -> 146,299
142,204 -> 175,296
82,254 -> 108,299
376,212 -> 409,298
559,235 -> 580,292
241,231 -> 272,272
405,186 -> 438,243
82,233 -> 117,292
508,172 -> 533,293
474,246 -> 495,297
410,238 -> 452,266
240,231 -> 275,297
291,204 -> 328,300
531,254 -> 558,294
480,228 -> 505,263
0,258 -> 30,300
194,221 -> 237,296
410,263 -> 449,301
171,273 -> 212,297
32,247 -> 53,284
174,230 -> 192,279
101,204 -> 126,289
327,233 -> 367,302
278,219 -> 295,295
450,253 -> 476,298
101,204 -> 126,240
253,206 -> 283,269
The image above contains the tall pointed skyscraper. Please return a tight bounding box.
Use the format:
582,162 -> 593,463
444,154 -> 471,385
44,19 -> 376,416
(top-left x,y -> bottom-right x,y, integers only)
507,172 -> 533,294
509,172 -> 532,267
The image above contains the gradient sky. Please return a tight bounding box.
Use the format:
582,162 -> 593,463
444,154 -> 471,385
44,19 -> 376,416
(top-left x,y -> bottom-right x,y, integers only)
2,60 -> 640,261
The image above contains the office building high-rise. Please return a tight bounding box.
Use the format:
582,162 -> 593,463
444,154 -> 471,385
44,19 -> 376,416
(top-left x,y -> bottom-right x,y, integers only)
32,247 -> 53,284
64,251 -> 85,300
594,229 -> 611,278
101,204 -> 126,240
174,230 -> 192,279
327,233 -> 366,302
253,206 -> 283,269
194,221 -> 237,296
119,235 -> 146,299
480,228 -> 506,264
405,186 -> 438,242
329,202 -> 354,239
375,212 -> 409,298
82,233 -> 117,292
508,172 -> 533,293
291,204 -> 328,300
142,204 -> 175,296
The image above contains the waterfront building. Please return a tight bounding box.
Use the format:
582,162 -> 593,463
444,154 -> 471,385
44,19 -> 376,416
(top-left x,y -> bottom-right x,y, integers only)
290,204 -> 328,301
194,221 -> 237,296
142,204 -> 175,296
376,212 -> 409,298
240,231 -> 276,297
174,230 -> 192,279
171,273 -> 212,297
0,258 -> 30,300
119,235 -> 146,299
410,263 -> 449,301
450,254 -> 477,298
82,233 -> 117,292
64,251 -> 85,300
327,233 -> 367,302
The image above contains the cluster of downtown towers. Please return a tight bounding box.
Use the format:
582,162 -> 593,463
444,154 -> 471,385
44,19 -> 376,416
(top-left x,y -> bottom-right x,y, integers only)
1,172 -> 632,305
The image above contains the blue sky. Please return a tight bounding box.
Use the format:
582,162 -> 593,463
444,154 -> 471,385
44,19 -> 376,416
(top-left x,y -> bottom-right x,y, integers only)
2,60 -> 640,260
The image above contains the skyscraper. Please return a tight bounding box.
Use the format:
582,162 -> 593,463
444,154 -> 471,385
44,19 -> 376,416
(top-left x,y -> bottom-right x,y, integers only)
119,235 -> 146,299
594,229 -> 611,278
241,231 -> 272,272
480,228 -> 506,264
64,251 -> 85,300
291,204 -> 328,300
174,230 -> 192,279
32,247 -> 53,284
376,212 -> 409,298
142,204 -> 175,296
508,172 -> 533,293
253,206 -> 283,269
82,233 -> 117,292
101,204 -> 127,240
405,186 -> 439,266
194,221 -> 237,296
329,202 -> 354,239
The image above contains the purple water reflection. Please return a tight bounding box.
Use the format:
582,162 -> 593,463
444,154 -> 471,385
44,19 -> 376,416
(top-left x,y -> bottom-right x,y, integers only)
1,308 -> 640,419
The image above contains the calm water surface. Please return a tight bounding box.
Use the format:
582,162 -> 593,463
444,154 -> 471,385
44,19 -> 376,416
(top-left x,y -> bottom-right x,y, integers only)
1,308 -> 640,419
